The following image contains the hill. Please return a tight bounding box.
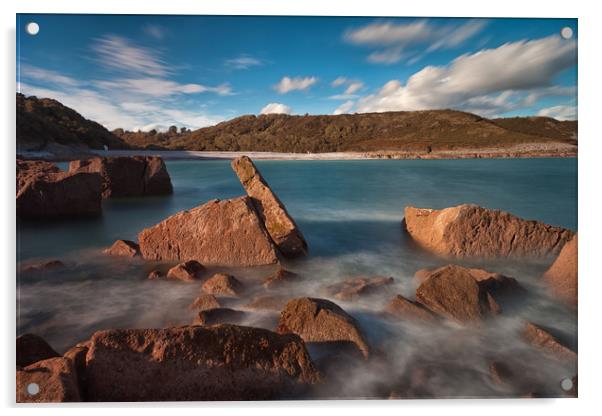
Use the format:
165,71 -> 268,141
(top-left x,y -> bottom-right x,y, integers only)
114,110 -> 578,153
17,93 -> 129,152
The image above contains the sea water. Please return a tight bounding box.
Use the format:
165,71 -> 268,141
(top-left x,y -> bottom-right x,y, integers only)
16,158 -> 578,398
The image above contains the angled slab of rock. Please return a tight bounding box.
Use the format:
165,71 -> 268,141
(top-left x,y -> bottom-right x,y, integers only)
138,197 -> 279,267
385,295 -> 437,323
189,294 -> 221,311
202,273 -> 244,297
231,156 -> 307,258
415,265 -> 520,323
166,260 -> 205,282
84,325 -> 320,401
16,357 -> 81,403
17,170 -> 102,219
327,276 -> 394,301
404,204 -> 574,259
262,268 -> 299,289
543,234 -> 577,307
17,333 -> 60,367
521,322 -> 577,363
103,239 -> 140,257
277,297 -> 370,358
69,156 -> 172,198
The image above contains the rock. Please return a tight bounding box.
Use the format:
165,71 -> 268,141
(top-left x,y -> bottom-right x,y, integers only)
17,170 -> 102,219
277,297 -> 370,358
403,204 -> 574,259
245,295 -> 288,311
202,273 -> 244,297
189,294 -> 221,311
17,333 -> 60,367
415,265 -> 520,323
543,234 -> 577,307
69,156 -> 172,198
63,343 -> 89,399
385,295 -> 437,323
166,260 -> 205,282
20,260 -> 65,273
327,276 -> 394,301
103,239 -> 140,257
16,159 -> 61,193
193,308 -> 246,325
262,268 -> 298,289
231,156 -> 307,258
147,270 -> 163,280
413,268 -> 433,283
16,357 -> 81,402
84,325 -> 320,401
138,197 -> 279,267
521,322 -> 577,363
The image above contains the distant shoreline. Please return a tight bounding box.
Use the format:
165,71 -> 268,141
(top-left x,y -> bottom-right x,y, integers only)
20,142 -> 577,162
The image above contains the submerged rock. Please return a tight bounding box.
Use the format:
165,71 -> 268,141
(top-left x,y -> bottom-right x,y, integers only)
17,357 -> 81,403
193,308 -> 246,325
20,260 -> 65,273
138,197 -> 279,267
69,156 -> 172,198
189,294 -> 222,311
521,322 -> 577,363
245,295 -> 288,311
166,260 -> 205,282
327,276 -> 395,301
146,270 -> 163,280
543,234 -> 577,307
17,169 -> 102,219
415,265 -> 520,323
17,333 -> 60,367
277,297 -> 370,358
231,156 -> 308,258
202,273 -> 244,297
262,268 -> 299,289
84,325 -> 320,401
403,204 -> 574,259
385,294 -> 437,323
103,239 -> 140,257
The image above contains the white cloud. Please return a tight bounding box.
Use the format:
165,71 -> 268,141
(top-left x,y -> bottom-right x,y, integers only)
344,81 -> 364,95
225,55 -> 263,69
331,77 -> 347,87
93,78 -> 232,98
537,105 -> 577,120
274,76 -> 317,94
333,100 -> 354,115
345,19 -> 487,64
329,77 -> 364,99
350,35 -> 576,117
260,103 -> 292,115
20,64 -> 81,88
92,35 -> 170,76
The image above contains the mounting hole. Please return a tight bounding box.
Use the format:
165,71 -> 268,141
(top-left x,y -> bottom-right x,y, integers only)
560,27 -> 573,40
560,377 -> 573,391
25,22 -> 39,36
26,382 -> 40,396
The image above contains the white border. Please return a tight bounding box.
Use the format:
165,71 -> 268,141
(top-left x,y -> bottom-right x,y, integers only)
2,1 -> 601,414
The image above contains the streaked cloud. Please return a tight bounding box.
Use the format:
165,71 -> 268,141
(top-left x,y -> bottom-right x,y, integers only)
93,78 -> 232,98
537,105 -> 577,120
92,35 -> 170,76
333,100 -> 354,115
143,24 -> 168,40
225,55 -> 263,69
274,76 -> 317,94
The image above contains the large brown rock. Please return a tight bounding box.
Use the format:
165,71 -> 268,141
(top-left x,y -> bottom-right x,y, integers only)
277,297 -> 370,358
17,170 -> 102,219
17,333 -> 60,367
69,156 -> 172,198
166,260 -> 205,282
16,357 -> 81,403
415,265 -> 520,323
16,159 -> 61,193
138,197 -> 279,266
543,234 -> 577,307
84,325 -> 320,401
385,295 -> 437,323
403,204 -> 574,259
231,156 -> 307,258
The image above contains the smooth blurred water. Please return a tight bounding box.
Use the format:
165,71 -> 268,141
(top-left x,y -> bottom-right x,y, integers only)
16,158 -> 578,398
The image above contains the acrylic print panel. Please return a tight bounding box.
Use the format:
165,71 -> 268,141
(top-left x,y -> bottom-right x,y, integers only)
16,14 -> 577,402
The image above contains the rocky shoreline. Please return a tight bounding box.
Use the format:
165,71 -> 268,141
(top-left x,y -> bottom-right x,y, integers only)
16,155 -> 578,402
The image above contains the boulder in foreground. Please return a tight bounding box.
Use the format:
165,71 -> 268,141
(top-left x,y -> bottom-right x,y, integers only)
69,156 -> 172,198
277,297 -> 370,358
415,265 -> 520,323
17,357 -> 81,403
543,234 -> 577,307
231,156 -> 307,258
138,197 -> 279,266
404,204 -> 574,259
84,324 -> 320,401
17,333 -> 60,367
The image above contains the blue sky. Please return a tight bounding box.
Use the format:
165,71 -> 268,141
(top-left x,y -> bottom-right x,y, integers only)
17,14 -> 577,131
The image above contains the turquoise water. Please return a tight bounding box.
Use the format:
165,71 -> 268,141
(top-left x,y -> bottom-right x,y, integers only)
16,158 -> 578,398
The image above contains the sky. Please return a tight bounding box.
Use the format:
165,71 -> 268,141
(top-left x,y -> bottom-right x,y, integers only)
17,14 -> 577,132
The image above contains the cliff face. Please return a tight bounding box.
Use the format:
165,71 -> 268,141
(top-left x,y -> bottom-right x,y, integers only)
16,93 -> 129,152
115,110 -> 578,153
